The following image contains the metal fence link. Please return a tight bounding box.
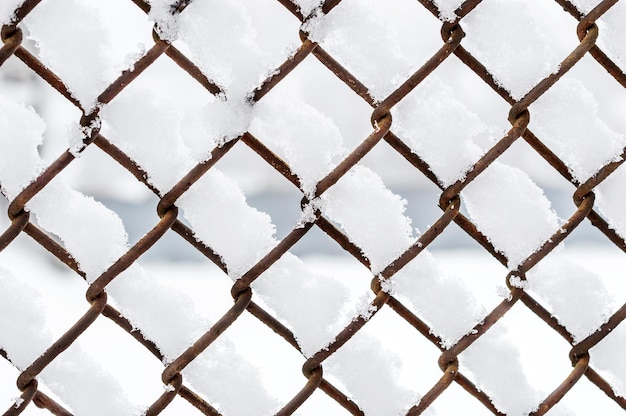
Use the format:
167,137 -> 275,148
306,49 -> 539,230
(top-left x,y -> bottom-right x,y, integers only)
1,0 -> 625,414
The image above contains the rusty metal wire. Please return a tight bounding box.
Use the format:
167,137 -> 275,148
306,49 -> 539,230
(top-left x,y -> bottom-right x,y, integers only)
1,0 -> 625,414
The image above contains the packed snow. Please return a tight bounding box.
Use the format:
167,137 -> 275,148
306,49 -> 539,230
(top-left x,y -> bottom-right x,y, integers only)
326,331 -> 418,416
527,257 -> 614,343
432,0 -> 464,22
462,0 -> 561,100
596,166 -> 626,240
302,0 -> 416,102
462,162 -> 562,269
250,91 -> 346,197
0,97 -> 45,199
0,268 -> 136,416
392,76 -> 487,187
24,0 -> 116,111
530,78 -> 626,183
597,1 -> 626,71
1,0 -> 626,414
0,0 -> 22,25
0,99 -> 279,415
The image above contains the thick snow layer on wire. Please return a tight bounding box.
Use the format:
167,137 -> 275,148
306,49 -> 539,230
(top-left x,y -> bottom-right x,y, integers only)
0,269 -> 53,369
148,0 -> 180,42
531,78 -> 626,183
321,166 -> 414,273
184,345 -> 280,416
527,257 -> 613,343
591,324 -> 626,399
392,76 -> 487,186
250,91 -> 346,196
432,0 -> 464,22
0,98 -> 45,199
303,0 -> 414,101
32,188 -> 277,414
174,0 -> 298,147
103,85 -> 354,363
109,266 -> 282,414
252,254 -> 351,357
571,0 -> 626,66
389,253 -> 485,348
107,265 -> 210,362
0,100 -> 279,414
462,0 -> 560,100
316,149 -> 533,409
101,89 -> 195,192
29,183 -> 128,281
326,331 -> 418,416
293,0 -> 323,17
24,0 -> 116,110
0,269 -> 135,415
177,170 -> 276,276
462,162 -> 561,269
0,0 -> 21,24
177,0 -> 281,97
596,165 -> 626,240
179,171 -> 351,358
462,323 -> 542,415
598,1 -> 626,70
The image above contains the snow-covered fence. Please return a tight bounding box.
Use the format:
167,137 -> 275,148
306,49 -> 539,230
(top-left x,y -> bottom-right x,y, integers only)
1,0 -> 626,414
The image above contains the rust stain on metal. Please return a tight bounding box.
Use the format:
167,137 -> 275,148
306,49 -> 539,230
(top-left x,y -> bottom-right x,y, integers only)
1,0 -> 625,414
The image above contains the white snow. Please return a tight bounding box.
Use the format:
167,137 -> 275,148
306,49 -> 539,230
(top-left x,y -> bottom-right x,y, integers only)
250,91 -> 346,196
177,0 -> 278,98
596,165 -> 626,240
321,166 -> 414,273
462,0 -> 560,100
462,162 -> 562,269
177,169 -> 276,277
200,97 -> 253,147
569,0 -> 601,14
103,85 -> 354,372
0,97 -> 45,199
590,324 -> 626,399
3,1 -> 626,414
462,323 -> 542,415
392,76 -> 487,187
293,0 -> 323,18
24,0 -> 116,111
183,345 -> 280,416
432,0 -> 464,22
28,182 -> 128,281
598,1 -> 626,71
252,254 -> 351,358
530,78 -> 626,183
0,268 -> 136,416
326,331 -> 418,416
527,257 -> 613,343
0,0 -> 21,25
148,0 -> 179,42
0,98 -> 279,415
389,253 -> 485,348
0,268 -> 51,369
101,88 -> 195,193
303,0 -> 414,101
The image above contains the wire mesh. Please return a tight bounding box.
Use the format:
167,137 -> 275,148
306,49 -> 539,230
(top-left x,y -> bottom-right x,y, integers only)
1,0 -> 625,414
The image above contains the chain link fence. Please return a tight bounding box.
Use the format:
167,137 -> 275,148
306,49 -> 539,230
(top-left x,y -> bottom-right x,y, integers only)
1,0 -> 626,414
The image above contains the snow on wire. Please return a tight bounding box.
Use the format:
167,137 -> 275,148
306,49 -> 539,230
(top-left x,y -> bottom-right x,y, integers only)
0,0 -> 626,415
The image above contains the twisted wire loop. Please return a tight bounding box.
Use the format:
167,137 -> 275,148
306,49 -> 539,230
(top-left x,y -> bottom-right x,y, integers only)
0,0 -> 625,414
